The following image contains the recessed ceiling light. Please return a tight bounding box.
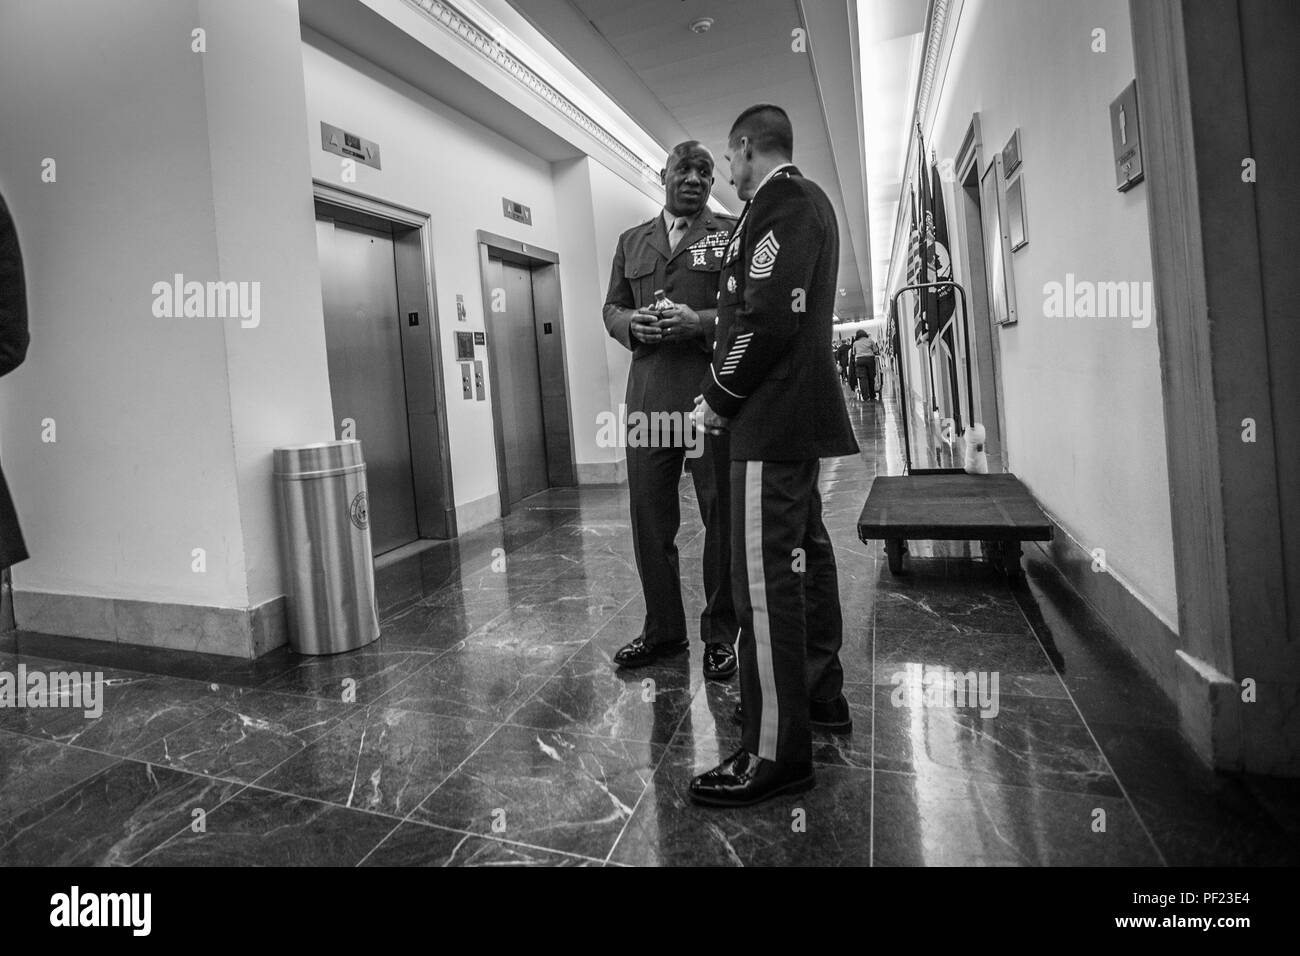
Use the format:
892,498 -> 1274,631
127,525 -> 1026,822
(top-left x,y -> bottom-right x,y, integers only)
690,17 -> 714,33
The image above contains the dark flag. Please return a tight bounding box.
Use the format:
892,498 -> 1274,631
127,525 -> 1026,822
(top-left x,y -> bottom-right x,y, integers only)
929,156 -> 955,332
918,132 -> 937,345
930,155 -> 961,429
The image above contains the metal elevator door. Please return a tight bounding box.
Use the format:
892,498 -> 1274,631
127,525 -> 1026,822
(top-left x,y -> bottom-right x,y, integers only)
315,216 -> 419,555
487,256 -> 549,504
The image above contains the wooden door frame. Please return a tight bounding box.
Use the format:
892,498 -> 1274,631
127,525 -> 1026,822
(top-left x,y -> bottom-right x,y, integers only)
1130,0 -> 1292,772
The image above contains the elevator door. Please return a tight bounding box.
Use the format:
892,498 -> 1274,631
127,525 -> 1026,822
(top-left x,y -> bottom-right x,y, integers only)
315,216 -> 419,555
487,256 -> 549,504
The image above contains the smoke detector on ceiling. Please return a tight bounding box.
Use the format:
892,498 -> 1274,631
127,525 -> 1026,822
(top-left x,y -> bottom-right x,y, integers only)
690,17 -> 714,33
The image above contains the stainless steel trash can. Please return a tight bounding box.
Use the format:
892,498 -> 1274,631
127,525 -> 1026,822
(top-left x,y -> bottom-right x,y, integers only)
274,441 -> 380,655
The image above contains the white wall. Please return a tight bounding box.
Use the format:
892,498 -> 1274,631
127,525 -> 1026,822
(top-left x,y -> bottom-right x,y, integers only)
0,0 -> 338,638
895,0 -> 1178,626
587,159 -> 663,434
552,157 -> 621,475
0,0 -> 245,608
204,0 -> 336,608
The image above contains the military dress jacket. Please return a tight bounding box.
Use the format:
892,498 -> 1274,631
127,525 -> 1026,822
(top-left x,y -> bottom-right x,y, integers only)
701,166 -> 858,462
604,208 -> 738,415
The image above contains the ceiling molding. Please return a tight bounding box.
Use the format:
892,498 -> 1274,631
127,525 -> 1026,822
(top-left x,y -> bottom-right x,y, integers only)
801,0 -> 874,320
403,0 -> 660,185
915,0 -> 952,134
886,0 -> 964,297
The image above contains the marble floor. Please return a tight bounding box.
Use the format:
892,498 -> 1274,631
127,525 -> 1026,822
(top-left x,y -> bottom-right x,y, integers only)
2,380 -> 1297,867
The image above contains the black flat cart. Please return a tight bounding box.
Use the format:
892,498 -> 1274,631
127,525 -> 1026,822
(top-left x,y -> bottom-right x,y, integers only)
857,469 -> 1052,582
865,282 -> 1052,581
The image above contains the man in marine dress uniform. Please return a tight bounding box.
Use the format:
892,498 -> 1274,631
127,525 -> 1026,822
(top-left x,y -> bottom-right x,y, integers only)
603,141 -> 740,680
690,105 -> 859,806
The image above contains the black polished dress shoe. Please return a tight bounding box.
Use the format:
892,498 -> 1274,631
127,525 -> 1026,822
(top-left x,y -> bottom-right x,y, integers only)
612,634 -> 689,668
732,695 -> 852,734
702,642 -> 737,680
689,748 -> 814,807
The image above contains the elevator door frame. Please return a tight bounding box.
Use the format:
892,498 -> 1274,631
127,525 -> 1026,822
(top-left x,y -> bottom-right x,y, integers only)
476,231 -> 577,516
313,181 -> 458,541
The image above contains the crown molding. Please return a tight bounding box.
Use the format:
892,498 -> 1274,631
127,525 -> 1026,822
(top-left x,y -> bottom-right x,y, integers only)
403,0 -> 660,185
886,0 -> 963,297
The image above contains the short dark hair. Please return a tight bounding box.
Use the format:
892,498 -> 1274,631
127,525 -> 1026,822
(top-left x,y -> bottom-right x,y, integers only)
729,104 -> 793,159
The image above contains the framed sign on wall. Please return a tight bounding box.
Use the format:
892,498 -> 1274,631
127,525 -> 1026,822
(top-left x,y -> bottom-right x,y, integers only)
1006,175 -> 1028,252
1110,80 -> 1144,191
980,154 -> 1018,326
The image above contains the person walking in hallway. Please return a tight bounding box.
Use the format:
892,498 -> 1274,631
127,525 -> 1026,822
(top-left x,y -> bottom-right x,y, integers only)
603,141 -> 740,680
690,105 -> 859,806
852,330 -> 879,401
836,337 -> 851,386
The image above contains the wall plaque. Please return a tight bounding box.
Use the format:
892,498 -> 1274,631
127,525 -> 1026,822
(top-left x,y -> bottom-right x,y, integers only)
1110,80 -> 1144,191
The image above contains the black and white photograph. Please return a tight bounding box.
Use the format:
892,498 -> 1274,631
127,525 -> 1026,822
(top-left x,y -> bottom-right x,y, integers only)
0,0 -> 1295,927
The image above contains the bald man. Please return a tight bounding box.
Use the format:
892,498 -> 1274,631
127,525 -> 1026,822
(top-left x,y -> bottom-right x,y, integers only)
603,142 -> 740,680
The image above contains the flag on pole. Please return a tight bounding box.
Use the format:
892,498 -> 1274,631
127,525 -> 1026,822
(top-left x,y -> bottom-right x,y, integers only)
918,131 -> 938,345
929,156 -> 955,334
906,188 -> 923,345
929,154 -> 961,429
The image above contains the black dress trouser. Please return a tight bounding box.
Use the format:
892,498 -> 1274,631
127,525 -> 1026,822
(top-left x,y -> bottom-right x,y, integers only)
855,357 -> 877,397
731,458 -> 846,767
627,429 -> 738,647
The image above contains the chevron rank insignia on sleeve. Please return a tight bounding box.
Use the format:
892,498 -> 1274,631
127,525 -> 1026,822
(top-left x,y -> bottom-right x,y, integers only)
749,230 -> 780,279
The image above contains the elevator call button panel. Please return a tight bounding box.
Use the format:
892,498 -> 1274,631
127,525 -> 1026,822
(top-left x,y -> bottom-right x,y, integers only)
455,331 -> 475,361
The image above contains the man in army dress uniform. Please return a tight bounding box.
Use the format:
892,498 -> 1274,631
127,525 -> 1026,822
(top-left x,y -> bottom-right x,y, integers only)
603,141 -> 740,680
690,106 -> 859,806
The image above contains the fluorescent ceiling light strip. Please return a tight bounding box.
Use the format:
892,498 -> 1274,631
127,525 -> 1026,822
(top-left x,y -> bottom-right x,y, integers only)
403,0 -> 662,184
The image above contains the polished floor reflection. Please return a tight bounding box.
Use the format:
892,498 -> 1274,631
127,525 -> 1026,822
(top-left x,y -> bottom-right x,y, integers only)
2,375 -> 1297,866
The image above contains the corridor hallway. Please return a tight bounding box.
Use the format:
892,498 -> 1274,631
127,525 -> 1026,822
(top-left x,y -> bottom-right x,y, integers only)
1,381 -> 1296,867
